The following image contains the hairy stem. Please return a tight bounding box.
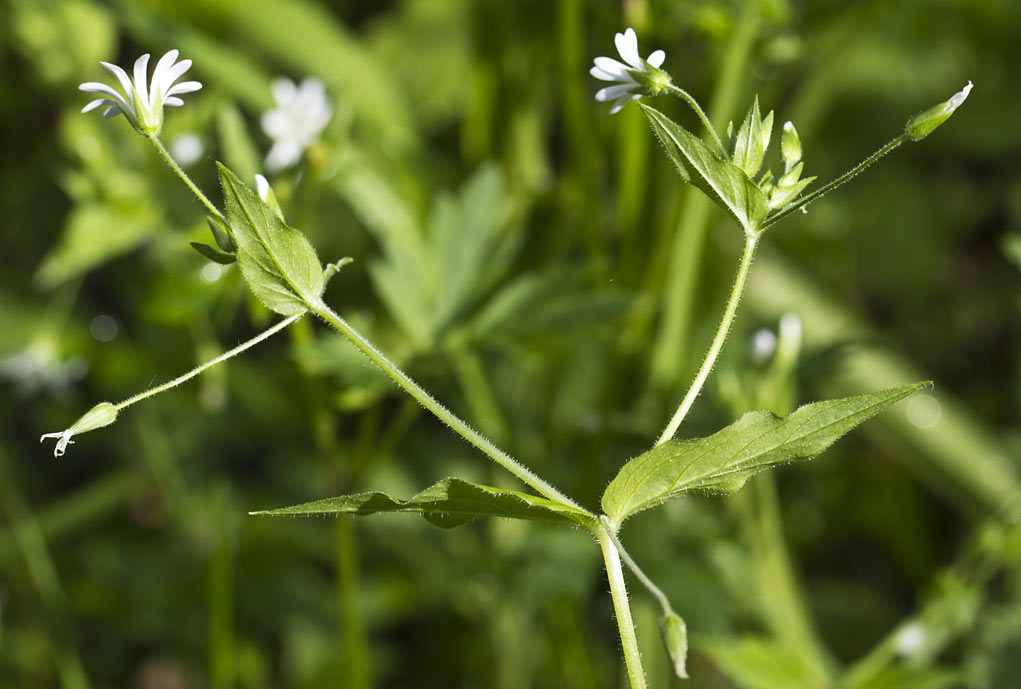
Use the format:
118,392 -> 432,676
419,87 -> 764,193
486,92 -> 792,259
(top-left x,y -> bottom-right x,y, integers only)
658,232 -> 759,444
602,516 -> 673,617
597,524 -> 647,689
147,132 -> 225,220
763,134 -> 907,229
115,314 -> 302,412
665,83 -> 726,156
310,300 -> 589,514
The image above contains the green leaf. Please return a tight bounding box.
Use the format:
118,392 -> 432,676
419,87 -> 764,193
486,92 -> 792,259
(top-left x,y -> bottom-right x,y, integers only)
189,241 -> 237,265
641,103 -> 769,233
251,477 -> 594,528
602,383 -> 928,523
218,163 -> 324,316
731,96 -> 774,178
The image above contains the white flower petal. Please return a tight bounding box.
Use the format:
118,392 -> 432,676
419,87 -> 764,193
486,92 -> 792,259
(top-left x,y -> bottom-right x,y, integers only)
615,28 -> 642,69
596,84 -> 636,102
81,98 -> 112,113
99,62 -> 133,100
132,54 -> 152,108
265,140 -> 304,172
166,80 -> 202,97
160,60 -> 193,95
164,97 -> 184,107
609,98 -> 630,115
102,106 -> 120,118
647,49 -> 666,68
149,50 -> 180,102
593,56 -> 632,80
270,78 -> 297,106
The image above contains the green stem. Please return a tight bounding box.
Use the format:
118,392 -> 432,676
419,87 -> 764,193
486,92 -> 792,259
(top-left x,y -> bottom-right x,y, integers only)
597,524 -> 647,689
310,300 -> 589,514
657,232 -> 759,444
665,83 -> 726,156
762,134 -> 907,230
602,517 -> 673,617
146,132 -> 225,220
115,314 -> 302,412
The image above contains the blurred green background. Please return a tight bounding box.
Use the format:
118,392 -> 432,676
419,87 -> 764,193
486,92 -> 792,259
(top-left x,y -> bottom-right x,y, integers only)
1,0 -> 1019,687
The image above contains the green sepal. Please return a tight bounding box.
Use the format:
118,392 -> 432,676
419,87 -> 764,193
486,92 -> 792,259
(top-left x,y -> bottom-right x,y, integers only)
905,82 -> 973,141
251,477 -> 595,529
660,612 -> 689,679
641,103 -> 769,234
218,162 -> 325,316
602,382 -> 928,524
190,241 -> 237,265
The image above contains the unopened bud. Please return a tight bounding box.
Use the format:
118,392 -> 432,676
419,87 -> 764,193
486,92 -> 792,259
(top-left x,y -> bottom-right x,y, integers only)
905,81 -> 973,141
659,612 -> 689,679
781,121 -> 802,171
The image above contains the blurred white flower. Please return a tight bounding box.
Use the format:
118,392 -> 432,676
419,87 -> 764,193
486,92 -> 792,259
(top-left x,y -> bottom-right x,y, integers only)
79,50 -> 201,135
170,133 -> 204,167
1,341 -> 87,398
590,27 -> 670,114
261,77 -> 332,172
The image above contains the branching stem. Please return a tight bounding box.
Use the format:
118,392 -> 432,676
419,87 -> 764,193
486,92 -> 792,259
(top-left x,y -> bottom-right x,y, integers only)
310,300 -> 590,515
597,523 -> 647,689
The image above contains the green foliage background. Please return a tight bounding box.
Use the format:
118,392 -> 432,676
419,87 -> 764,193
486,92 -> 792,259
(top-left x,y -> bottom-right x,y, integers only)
0,0 -> 1019,687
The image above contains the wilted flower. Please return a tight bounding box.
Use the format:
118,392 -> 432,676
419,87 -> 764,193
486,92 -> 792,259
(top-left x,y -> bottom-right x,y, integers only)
261,77 -> 332,172
79,50 -> 201,135
590,27 -> 671,114
40,402 -> 118,458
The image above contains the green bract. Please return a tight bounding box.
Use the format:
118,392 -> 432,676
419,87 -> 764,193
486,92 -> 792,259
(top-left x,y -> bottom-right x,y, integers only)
218,163 -> 326,315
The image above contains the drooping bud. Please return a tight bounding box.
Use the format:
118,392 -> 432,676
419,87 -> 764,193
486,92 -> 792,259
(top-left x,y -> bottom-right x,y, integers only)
781,121 -> 802,172
659,612 -> 689,679
905,81 -> 973,141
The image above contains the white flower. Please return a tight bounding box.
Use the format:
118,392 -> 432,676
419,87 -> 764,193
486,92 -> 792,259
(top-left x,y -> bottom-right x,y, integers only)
261,77 -> 332,172
79,50 -> 201,135
590,27 -> 669,114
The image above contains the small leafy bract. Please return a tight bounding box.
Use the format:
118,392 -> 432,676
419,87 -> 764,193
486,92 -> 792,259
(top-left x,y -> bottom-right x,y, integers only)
252,477 -> 594,528
731,96 -> 774,179
218,163 -> 325,315
602,383 -> 928,524
641,103 -> 769,234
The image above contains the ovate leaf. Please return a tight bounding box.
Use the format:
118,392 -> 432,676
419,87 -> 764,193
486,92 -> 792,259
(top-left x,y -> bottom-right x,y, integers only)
218,163 -> 324,315
602,383 -> 927,523
641,103 -> 769,233
252,477 -> 594,528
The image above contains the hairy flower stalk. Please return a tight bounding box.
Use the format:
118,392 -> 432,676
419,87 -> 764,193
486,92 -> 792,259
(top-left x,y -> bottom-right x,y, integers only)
79,50 -> 201,135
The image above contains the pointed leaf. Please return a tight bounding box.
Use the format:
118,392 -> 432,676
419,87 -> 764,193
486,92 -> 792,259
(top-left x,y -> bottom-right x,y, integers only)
218,163 -> 325,315
252,477 -> 594,528
732,97 -> 772,178
602,383 -> 928,523
189,241 -> 237,265
642,103 -> 769,233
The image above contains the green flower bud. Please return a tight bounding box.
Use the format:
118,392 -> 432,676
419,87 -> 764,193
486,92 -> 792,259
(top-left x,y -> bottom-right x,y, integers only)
659,612 -> 689,679
40,402 -> 119,458
781,121 -> 802,171
905,81 -> 973,141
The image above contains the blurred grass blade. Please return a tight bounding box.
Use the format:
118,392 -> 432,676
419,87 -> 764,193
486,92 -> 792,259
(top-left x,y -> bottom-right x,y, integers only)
252,477 -> 594,528
603,383 -> 927,523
